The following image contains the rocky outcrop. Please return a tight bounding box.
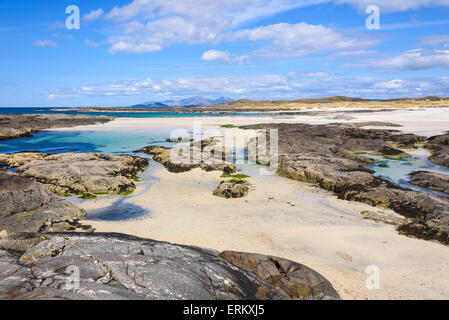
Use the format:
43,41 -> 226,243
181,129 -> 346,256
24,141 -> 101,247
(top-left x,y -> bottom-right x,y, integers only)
219,251 -> 340,300
0,114 -> 112,141
0,233 -> 340,300
0,170 -> 89,236
241,123 -> 449,244
426,133 -> 449,168
410,171 -> 449,195
140,141 -> 236,174
0,152 -> 148,196
213,180 -> 250,199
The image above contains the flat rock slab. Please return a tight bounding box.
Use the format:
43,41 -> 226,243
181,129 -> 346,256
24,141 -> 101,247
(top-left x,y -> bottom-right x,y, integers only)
0,114 -> 112,141
0,233 -> 340,300
140,143 -> 235,174
0,152 -> 148,196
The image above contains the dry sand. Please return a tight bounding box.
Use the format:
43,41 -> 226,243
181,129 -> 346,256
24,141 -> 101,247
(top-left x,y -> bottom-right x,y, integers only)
56,107 -> 449,137
58,107 -> 449,300
86,167 -> 449,300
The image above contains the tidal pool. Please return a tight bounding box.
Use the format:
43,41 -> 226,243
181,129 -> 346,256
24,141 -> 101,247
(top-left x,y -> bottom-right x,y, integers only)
364,149 -> 449,196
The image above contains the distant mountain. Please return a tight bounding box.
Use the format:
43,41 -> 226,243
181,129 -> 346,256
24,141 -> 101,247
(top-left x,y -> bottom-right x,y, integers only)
132,96 -> 233,108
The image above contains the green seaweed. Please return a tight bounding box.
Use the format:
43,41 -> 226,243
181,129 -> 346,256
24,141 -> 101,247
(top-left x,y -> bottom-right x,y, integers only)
384,155 -> 411,160
220,124 -> 240,129
221,174 -> 251,179
79,193 -> 97,200
117,190 -> 134,196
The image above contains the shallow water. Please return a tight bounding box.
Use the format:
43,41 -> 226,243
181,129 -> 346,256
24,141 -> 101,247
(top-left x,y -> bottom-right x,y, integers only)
2,127 -> 449,220
0,107 -> 264,118
0,129 -> 175,154
364,150 -> 449,196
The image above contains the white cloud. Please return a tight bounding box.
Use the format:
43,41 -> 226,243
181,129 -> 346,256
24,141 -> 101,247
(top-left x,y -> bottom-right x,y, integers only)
102,0 -> 381,55
47,21 -> 65,30
73,0 -> 449,56
225,23 -> 380,59
33,40 -> 57,48
201,50 -> 249,65
336,0 -> 449,13
419,34 -> 449,46
373,79 -> 405,89
46,73 -> 449,101
83,8 -> 104,22
373,48 -> 449,71
301,72 -> 331,77
84,39 -> 105,47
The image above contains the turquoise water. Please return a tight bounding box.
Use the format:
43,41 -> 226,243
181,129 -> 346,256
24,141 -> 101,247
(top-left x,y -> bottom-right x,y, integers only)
0,107 -> 264,118
365,151 -> 449,196
0,129 -> 175,154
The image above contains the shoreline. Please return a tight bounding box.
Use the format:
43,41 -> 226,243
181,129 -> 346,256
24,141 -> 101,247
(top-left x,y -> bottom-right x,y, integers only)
52,107 -> 449,137
87,165 -> 449,300
4,107 -> 449,300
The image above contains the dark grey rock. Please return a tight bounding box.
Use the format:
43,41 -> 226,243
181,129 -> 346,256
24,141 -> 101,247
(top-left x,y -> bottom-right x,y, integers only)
241,123 -> 449,244
0,114 -> 112,141
410,171 -> 449,195
0,233 -> 340,300
426,133 -> 449,168
0,171 -> 89,236
220,251 -> 340,300
213,180 -> 250,199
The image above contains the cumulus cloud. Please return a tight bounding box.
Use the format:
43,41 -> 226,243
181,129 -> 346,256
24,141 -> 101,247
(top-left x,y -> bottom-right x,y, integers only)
201,50 -> 249,65
102,0 -> 382,55
224,23 -> 380,59
83,8 -> 104,22
45,73 -> 449,101
33,40 -> 57,48
373,48 -> 449,71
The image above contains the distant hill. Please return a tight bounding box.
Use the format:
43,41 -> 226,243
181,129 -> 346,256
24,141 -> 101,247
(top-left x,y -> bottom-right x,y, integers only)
132,96 -> 233,108
385,96 -> 449,102
200,96 -> 371,109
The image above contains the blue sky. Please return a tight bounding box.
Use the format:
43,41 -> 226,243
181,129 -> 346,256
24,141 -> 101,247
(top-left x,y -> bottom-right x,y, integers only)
1,0 -> 449,107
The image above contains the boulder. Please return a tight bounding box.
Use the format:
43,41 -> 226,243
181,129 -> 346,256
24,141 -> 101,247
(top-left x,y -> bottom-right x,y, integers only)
0,233 -> 339,300
213,180 -> 250,199
219,251 -> 340,300
426,133 -> 449,168
0,170 -> 89,235
410,171 -> 449,195
140,143 -> 236,174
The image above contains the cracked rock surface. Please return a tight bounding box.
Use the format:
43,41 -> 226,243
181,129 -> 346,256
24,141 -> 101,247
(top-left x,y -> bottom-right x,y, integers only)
0,170 -> 89,236
0,153 -> 148,196
0,233 -> 341,300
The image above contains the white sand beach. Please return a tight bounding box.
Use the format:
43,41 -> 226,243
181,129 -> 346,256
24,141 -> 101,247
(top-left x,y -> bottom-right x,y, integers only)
61,107 -> 449,300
